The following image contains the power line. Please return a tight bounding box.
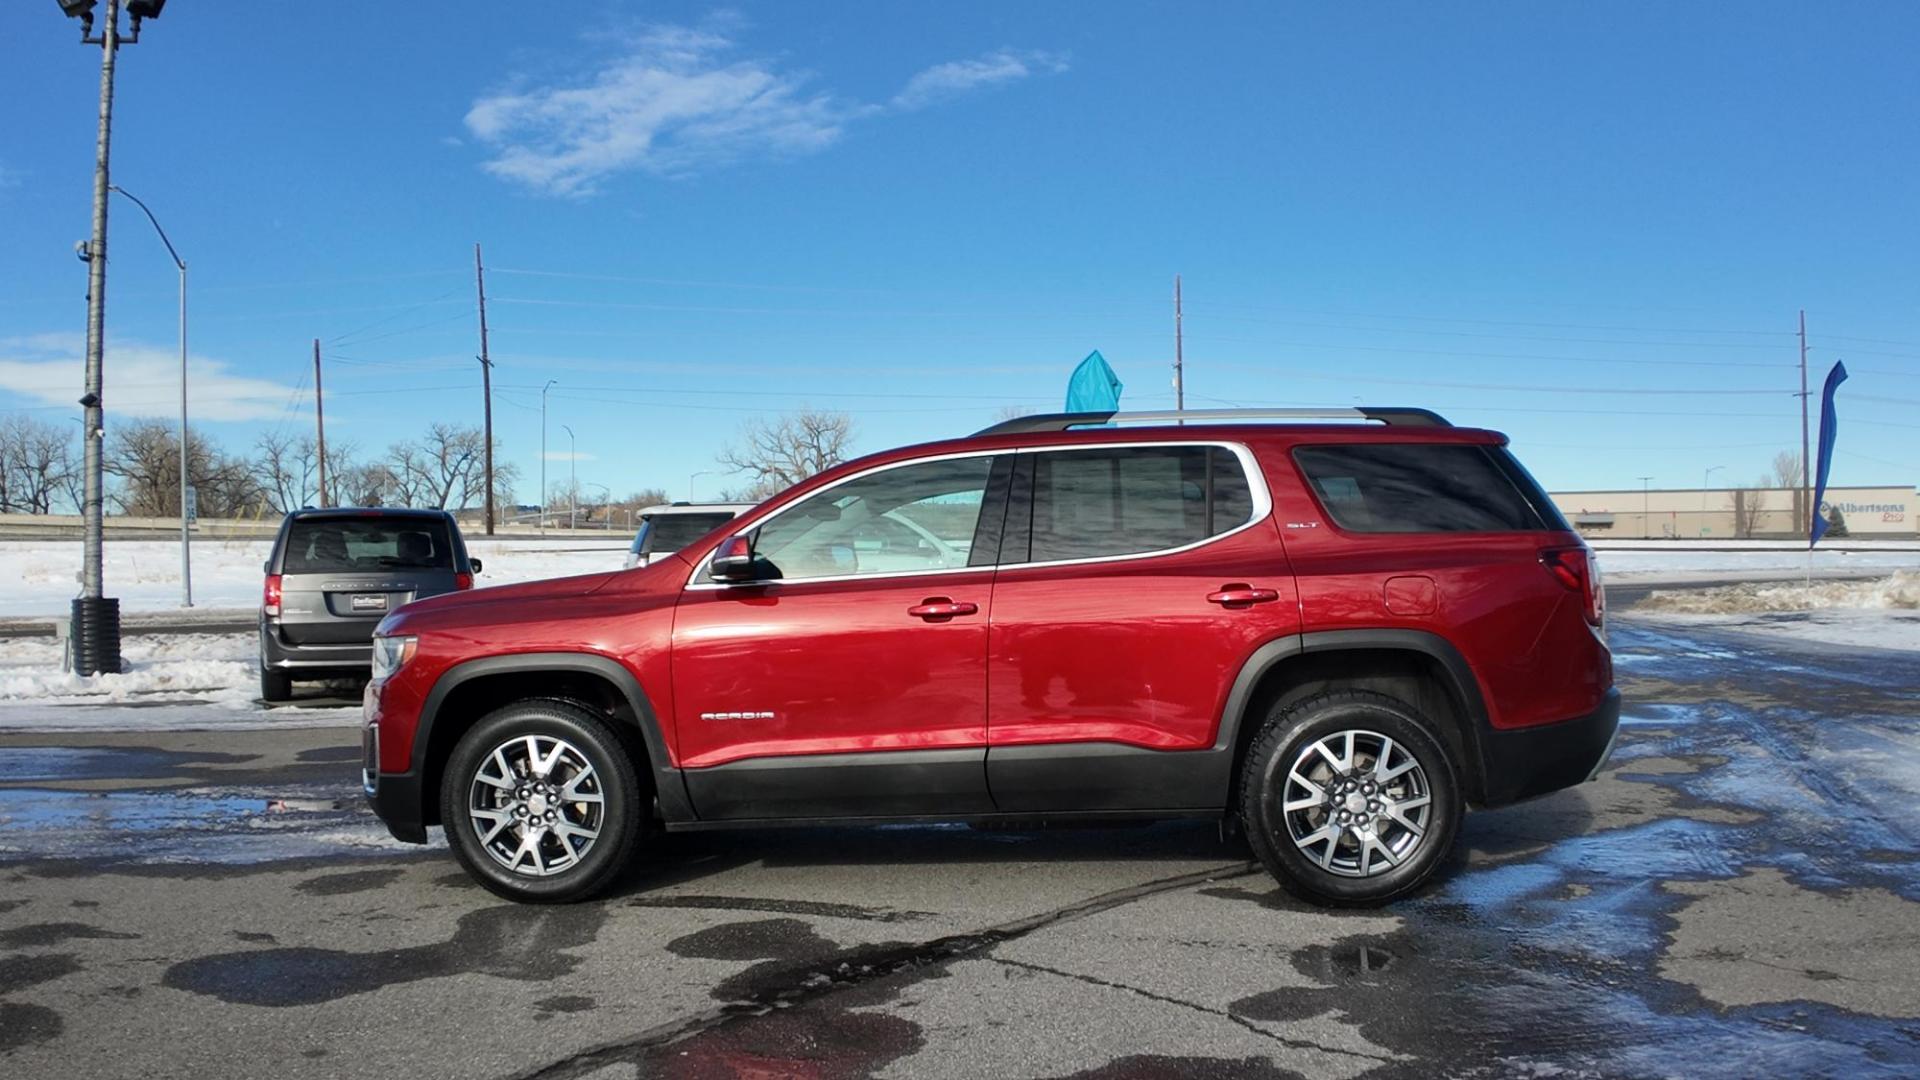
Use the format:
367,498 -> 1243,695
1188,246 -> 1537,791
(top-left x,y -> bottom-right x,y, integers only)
1205,366 -> 1790,396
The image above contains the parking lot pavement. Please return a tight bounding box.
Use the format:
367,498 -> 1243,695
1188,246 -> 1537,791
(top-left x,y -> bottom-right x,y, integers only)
2,614 -> 1918,1079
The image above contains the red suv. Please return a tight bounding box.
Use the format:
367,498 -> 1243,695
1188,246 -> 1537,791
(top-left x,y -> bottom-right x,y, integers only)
363,408 -> 1617,905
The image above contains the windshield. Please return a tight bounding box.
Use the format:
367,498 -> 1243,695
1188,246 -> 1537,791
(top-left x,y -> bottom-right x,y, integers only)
641,513 -> 736,555
282,518 -> 454,573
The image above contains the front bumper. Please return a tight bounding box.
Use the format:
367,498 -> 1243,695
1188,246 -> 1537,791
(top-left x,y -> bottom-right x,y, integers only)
363,683 -> 428,843
1478,687 -> 1621,806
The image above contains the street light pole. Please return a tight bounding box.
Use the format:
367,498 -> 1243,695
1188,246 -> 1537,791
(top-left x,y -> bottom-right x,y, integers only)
1637,476 -> 1653,540
62,0 -> 168,675
108,184 -> 189,607
689,469 -> 714,502
562,424 -> 576,530
539,379 -> 555,536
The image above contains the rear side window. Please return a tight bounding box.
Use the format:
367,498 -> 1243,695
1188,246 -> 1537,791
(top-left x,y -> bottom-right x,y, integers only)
1026,446 -> 1255,562
1293,444 -> 1557,532
641,513 -> 735,555
282,518 -> 454,573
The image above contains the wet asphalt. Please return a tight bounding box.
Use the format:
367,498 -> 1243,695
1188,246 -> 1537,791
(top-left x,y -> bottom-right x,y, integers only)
1,605 -> 1918,1079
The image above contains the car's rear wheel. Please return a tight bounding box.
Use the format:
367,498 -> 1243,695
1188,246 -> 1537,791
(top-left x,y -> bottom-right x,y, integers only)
441,699 -> 644,903
1239,690 -> 1462,906
259,668 -> 292,703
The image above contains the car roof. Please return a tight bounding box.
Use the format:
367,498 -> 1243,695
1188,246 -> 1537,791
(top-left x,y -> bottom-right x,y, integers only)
285,507 -> 451,521
637,503 -> 753,515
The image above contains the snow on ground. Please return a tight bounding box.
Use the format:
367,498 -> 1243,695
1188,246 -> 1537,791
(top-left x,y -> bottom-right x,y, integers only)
1630,572 -> 1920,652
1590,540 -> 1920,581
0,536 -> 630,618
0,632 -> 358,732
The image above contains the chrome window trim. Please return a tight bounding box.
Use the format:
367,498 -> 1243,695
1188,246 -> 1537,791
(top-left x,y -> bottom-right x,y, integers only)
684,440 -> 1272,591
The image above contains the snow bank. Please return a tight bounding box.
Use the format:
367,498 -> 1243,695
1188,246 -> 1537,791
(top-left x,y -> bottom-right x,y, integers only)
0,632 -> 259,707
1638,571 -> 1920,615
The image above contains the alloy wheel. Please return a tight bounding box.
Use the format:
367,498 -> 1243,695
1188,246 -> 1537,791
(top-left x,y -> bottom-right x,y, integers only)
1279,729 -> 1432,878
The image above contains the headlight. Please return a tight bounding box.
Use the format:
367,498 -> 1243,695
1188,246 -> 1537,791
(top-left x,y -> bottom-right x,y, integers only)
370,635 -> 417,682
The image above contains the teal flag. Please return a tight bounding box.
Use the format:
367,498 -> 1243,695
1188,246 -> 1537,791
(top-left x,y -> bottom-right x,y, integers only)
1065,350 -> 1123,412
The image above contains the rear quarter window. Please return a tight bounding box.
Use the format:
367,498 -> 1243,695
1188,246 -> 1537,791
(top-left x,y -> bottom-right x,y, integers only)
1292,444 -> 1561,533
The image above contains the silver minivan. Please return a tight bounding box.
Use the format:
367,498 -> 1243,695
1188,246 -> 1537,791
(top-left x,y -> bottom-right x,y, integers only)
624,502 -> 753,569
259,508 -> 479,702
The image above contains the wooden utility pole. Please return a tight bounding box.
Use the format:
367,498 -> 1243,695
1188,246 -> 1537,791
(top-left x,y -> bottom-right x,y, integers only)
475,243 -> 495,534
1798,310 -> 1811,533
313,338 -> 327,508
1173,274 -> 1184,411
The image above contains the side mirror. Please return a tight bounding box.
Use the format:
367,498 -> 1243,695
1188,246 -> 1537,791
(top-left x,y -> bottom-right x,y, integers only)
262,560 -> 271,574
708,534 -> 757,583
469,557 -> 484,574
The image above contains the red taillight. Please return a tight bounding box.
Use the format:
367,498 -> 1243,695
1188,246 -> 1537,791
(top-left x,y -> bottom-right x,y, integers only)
454,572 -> 473,591
1540,547 -> 1604,626
263,574 -> 282,616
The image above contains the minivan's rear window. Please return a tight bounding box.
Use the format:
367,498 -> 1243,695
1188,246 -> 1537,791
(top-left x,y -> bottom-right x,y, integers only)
642,513 -> 736,555
283,517 -> 455,573
1293,444 -> 1561,533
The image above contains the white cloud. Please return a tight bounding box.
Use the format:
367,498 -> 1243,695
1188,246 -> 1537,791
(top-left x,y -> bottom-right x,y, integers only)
465,28 -> 1067,197
891,49 -> 1068,111
0,334 -> 303,423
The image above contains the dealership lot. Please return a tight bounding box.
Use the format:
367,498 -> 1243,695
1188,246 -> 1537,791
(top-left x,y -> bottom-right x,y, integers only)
1,604 -> 1916,1079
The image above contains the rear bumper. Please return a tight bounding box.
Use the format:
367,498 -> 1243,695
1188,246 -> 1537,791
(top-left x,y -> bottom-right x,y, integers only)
261,620 -> 372,672
1478,687 -> 1621,806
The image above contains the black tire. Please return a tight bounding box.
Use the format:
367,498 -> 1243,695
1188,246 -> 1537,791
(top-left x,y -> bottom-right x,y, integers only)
440,698 -> 645,903
1238,689 -> 1462,906
259,668 -> 293,703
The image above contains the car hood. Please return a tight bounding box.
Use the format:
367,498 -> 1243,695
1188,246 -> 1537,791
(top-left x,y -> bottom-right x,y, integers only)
375,556 -> 687,637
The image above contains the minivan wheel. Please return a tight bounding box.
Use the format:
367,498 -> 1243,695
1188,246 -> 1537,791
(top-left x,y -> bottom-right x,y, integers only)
1239,690 -> 1462,907
441,699 -> 644,903
259,668 -> 292,703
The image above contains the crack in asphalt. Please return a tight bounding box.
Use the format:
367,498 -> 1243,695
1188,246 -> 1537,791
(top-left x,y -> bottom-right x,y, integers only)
502,861 -> 1260,1080
990,956 -> 1400,1066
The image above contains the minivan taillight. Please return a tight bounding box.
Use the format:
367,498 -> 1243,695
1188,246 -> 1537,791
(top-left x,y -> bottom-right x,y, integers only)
1540,547 -> 1603,627
454,572 -> 473,591
263,574 -> 282,617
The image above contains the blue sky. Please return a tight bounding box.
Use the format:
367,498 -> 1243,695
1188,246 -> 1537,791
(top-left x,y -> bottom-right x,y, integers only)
3,1 -> 1917,504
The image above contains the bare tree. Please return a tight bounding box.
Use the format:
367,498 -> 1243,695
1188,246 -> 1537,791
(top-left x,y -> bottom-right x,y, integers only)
106,419 -> 263,518
1771,449 -> 1806,531
0,415 -> 79,514
717,408 -> 854,501
381,424 -> 508,510
253,430 -> 318,512
1728,483 -> 1763,538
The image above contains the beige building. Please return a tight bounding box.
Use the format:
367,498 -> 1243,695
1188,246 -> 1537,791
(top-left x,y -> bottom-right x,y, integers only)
1547,485 -> 1917,539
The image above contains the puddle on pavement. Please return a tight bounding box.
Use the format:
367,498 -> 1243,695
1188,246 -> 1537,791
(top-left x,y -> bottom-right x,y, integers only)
0,785 -> 419,865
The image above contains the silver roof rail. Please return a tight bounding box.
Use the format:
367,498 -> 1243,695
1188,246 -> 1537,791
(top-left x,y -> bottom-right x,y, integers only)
975,407 -> 1450,436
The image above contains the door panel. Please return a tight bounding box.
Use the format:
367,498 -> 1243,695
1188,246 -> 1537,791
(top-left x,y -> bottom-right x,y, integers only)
671,572 -> 996,770
984,444 -> 1299,812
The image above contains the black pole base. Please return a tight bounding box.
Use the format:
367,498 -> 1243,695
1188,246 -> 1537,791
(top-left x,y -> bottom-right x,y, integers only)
71,596 -> 122,676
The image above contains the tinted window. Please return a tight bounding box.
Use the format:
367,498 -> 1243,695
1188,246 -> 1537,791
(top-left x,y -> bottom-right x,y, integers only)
1027,446 -> 1256,562
741,456 -> 993,581
1293,444 -> 1550,532
283,517 -> 454,573
642,513 -> 735,555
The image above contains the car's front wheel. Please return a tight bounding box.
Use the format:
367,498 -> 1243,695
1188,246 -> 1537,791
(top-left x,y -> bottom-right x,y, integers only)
1239,690 -> 1462,906
441,699 -> 645,903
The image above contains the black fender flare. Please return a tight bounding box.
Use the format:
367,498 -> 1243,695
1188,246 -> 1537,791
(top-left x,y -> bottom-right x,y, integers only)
1212,629 -> 1492,797
412,651 -> 695,822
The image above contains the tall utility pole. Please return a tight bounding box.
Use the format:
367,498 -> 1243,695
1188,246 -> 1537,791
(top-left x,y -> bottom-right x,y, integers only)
1173,275 -> 1184,411
62,0 -> 167,675
563,424 -> 577,530
540,379 -> 556,536
1797,310 -> 1811,534
313,339 -> 328,508
1638,476 -> 1654,539
474,243 -> 495,534
109,185 -> 190,607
